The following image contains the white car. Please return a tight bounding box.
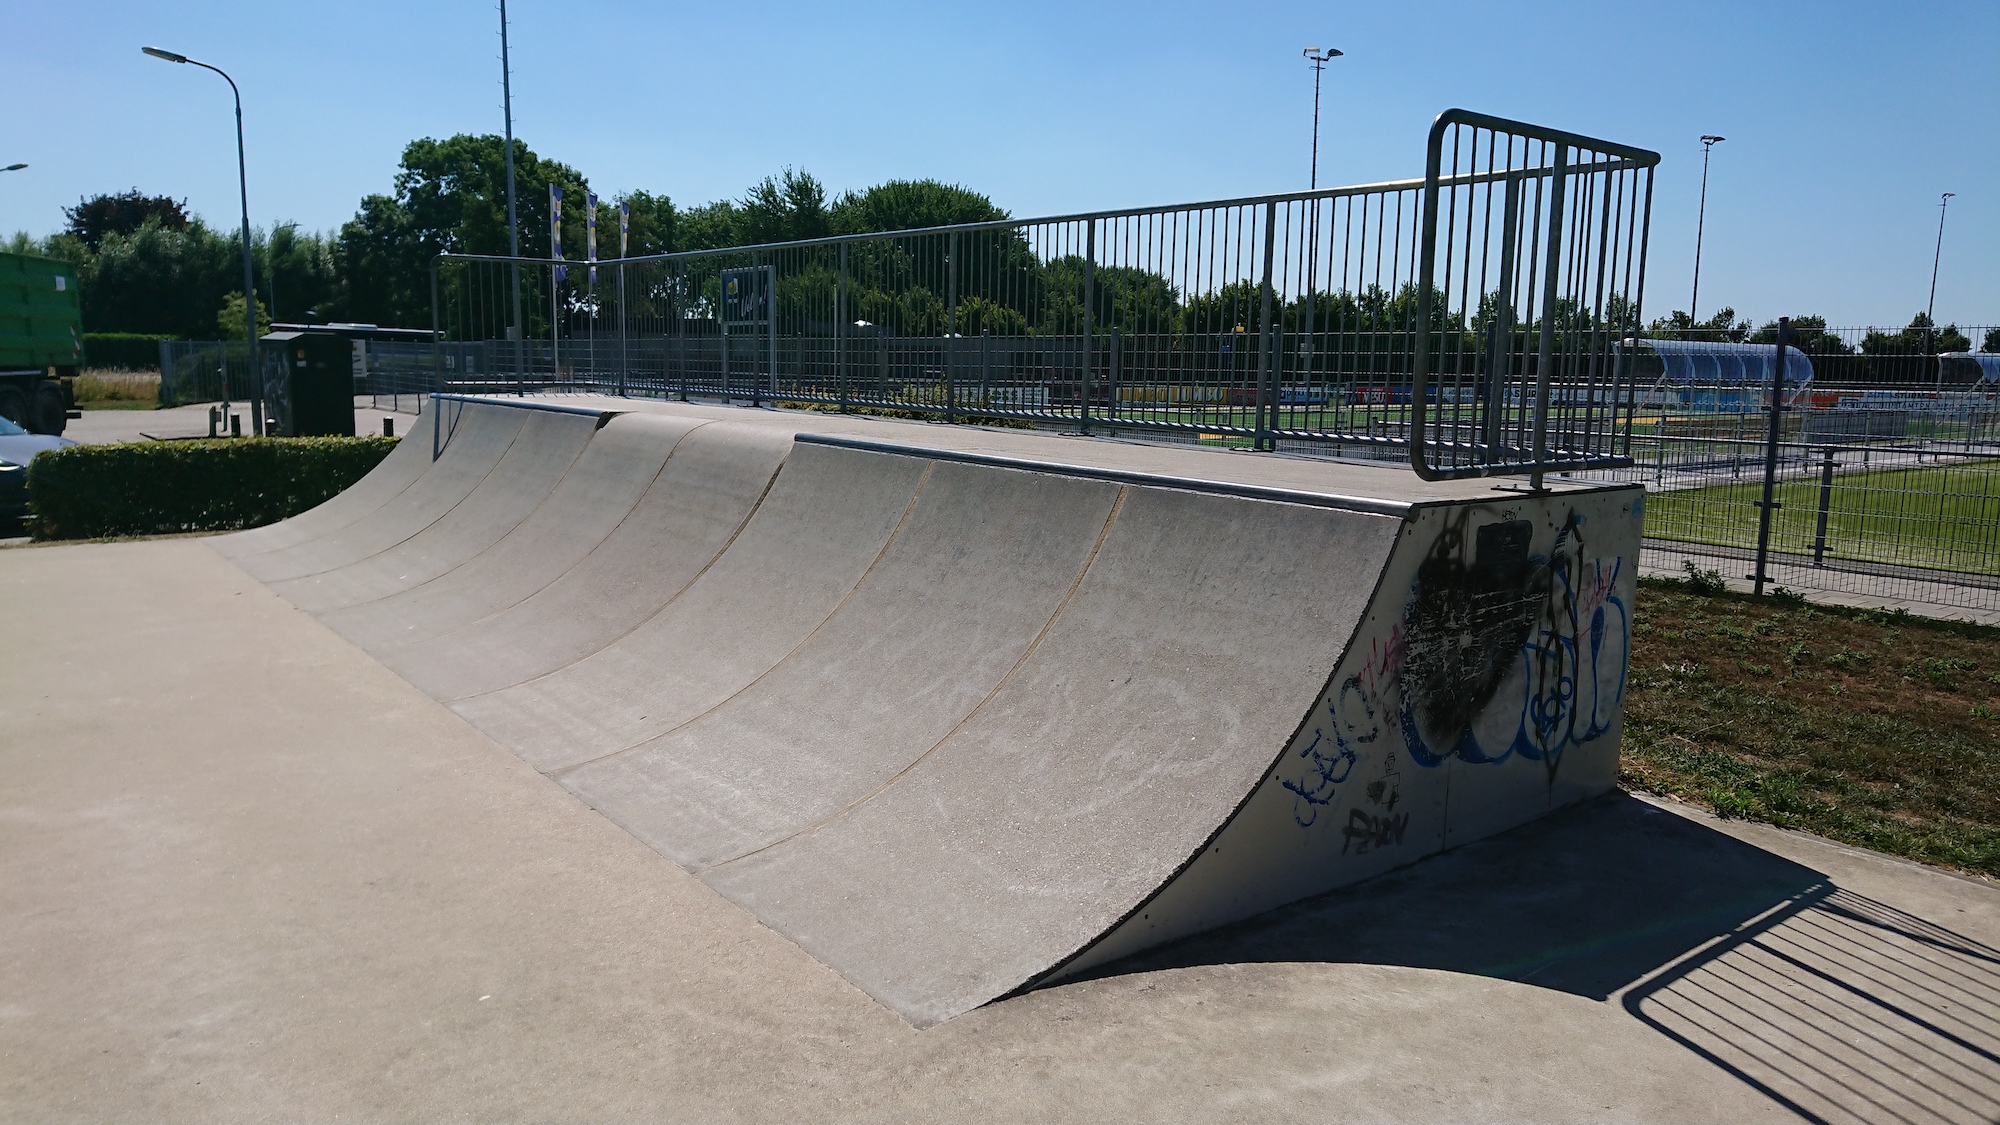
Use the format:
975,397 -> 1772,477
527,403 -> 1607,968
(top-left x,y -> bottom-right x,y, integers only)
0,415 -> 75,529
0,414 -> 74,465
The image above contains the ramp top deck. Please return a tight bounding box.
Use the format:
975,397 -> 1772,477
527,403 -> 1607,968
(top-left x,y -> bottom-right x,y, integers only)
448,393 -> 1628,513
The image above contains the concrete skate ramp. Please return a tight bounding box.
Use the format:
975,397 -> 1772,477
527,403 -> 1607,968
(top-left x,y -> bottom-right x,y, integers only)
208,416 -> 436,559
316,412 -> 703,650
216,396 -> 1642,1027
228,401 -> 535,583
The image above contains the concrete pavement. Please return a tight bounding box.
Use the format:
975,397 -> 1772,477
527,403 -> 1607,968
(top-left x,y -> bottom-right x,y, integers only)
3,534 -> 1994,1122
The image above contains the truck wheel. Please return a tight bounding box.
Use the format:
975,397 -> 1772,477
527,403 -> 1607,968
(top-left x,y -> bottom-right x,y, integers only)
33,383 -> 68,436
0,386 -> 27,428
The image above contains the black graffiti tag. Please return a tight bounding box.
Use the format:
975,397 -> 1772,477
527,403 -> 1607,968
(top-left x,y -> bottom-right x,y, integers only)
1341,809 -> 1410,855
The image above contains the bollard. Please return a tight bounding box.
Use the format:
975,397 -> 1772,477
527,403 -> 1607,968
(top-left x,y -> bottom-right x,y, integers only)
383,416 -> 395,437
264,417 -> 277,437
230,413 -> 242,438
207,406 -> 220,438
1811,446 -> 1839,567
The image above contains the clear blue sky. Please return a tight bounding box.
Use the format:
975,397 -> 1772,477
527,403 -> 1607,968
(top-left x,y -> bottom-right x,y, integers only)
6,0 -> 1995,329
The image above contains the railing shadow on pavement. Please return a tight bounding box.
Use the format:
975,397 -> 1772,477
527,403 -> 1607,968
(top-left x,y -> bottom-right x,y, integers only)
1069,792 -> 2000,1124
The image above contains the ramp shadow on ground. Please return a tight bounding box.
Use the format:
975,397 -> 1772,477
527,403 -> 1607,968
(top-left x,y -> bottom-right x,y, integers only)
1068,792 -> 2000,1125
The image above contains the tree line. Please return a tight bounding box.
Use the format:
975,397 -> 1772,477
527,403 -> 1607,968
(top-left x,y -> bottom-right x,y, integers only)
5,134 -> 1009,341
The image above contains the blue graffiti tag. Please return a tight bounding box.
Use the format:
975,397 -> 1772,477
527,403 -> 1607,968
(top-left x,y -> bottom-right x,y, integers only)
1282,697 -> 1362,827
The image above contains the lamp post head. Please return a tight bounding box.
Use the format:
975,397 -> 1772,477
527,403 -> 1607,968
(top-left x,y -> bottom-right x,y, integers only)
1303,46 -> 1342,62
1700,134 -> 1725,146
1943,192 -> 1956,203
142,46 -> 190,63
1,164 -> 25,172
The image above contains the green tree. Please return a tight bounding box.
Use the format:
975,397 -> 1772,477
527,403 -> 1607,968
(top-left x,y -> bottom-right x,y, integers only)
64,189 -> 190,249
1749,315 -> 1852,354
831,180 -> 1008,235
1985,326 -> 2000,354
81,217 -> 241,338
1862,313 -> 1970,356
215,291 -> 271,338
338,134 -> 588,328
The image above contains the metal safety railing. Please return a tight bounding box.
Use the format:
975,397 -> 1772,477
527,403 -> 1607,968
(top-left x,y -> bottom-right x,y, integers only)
428,109 -> 1660,480
1411,110 -> 1660,483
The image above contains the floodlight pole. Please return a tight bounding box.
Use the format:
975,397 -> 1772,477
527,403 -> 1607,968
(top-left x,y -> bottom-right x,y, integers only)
144,46 -> 261,435
500,0 -> 526,384
1927,192 -> 1955,325
1301,47 -> 1341,374
1689,134 -> 1724,333
1928,192 -> 1955,390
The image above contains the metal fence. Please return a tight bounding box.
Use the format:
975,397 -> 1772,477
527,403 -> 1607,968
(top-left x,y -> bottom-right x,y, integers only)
158,339 -> 263,407
1587,325 -> 2000,612
430,110 -> 1658,480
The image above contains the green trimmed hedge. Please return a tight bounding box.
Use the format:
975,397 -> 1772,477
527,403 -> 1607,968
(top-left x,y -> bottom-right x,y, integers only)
82,333 -> 175,370
27,436 -> 397,541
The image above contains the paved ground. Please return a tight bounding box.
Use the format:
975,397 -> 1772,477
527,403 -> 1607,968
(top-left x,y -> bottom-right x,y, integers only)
63,399 -> 413,445
4,534 -> 1995,1123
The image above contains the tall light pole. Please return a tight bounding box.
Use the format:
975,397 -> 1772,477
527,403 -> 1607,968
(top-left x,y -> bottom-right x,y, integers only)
500,0 -> 525,380
144,46 -> 261,435
1301,47 -> 1341,375
1927,191 -> 1956,326
1303,47 -> 1341,190
1689,134 -> 1724,332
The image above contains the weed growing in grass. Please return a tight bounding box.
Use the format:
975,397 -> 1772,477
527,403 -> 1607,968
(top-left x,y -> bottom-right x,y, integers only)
1621,578 -> 2000,878
1904,657 -> 1978,691
1679,560 -> 1729,595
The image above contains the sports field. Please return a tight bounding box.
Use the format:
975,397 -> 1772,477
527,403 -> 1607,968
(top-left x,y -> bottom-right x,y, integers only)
1645,460 -> 2000,576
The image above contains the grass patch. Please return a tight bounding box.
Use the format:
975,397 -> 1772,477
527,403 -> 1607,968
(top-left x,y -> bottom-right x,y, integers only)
1620,575 -> 2000,877
1645,460 -> 2000,575
72,369 -> 161,409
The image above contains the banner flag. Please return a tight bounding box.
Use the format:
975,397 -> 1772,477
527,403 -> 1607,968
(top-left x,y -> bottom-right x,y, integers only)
549,184 -> 566,282
619,201 -> 630,259
586,191 -> 598,286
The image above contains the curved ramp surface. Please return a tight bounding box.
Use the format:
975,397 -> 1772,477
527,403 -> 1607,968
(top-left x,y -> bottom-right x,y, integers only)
217,397 -> 1642,1026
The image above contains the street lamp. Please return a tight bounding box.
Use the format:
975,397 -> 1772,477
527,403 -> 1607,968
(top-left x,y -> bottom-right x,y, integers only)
143,45 -> 261,434
1301,46 -> 1341,380
1928,191 -> 1956,326
2,164 -> 25,172
1689,134 -> 1724,333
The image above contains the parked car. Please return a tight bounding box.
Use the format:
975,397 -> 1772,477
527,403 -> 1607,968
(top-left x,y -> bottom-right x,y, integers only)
0,414 -> 76,532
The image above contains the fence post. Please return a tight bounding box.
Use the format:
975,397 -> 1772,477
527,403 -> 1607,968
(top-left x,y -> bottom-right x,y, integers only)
837,244 -> 849,414
1528,144 -> 1569,491
429,257 -> 442,412
1752,317 -> 1789,595
946,231 -> 958,425
1254,201 -> 1277,451
1811,445 -> 1838,567
1081,220 -> 1096,435
617,259 -> 629,397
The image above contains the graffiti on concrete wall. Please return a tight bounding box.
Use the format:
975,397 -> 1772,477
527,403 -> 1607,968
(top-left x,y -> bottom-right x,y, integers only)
1282,503 -> 1630,829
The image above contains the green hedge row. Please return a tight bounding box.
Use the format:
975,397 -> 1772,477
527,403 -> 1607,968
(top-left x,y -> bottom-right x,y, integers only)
82,333 -> 176,370
27,436 -> 398,541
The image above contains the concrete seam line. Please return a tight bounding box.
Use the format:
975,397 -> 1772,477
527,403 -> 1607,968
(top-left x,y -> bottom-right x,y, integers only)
442,434 -> 793,702
703,484 -> 1133,872
313,408 -> 622,613
794,432 -> 1415,516
549,460 -> 940,779
376,419 -> 716,652
265,407 -> 538,582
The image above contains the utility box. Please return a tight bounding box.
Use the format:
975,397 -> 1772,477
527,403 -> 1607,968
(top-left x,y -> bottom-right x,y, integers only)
262,330 -> 355,436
